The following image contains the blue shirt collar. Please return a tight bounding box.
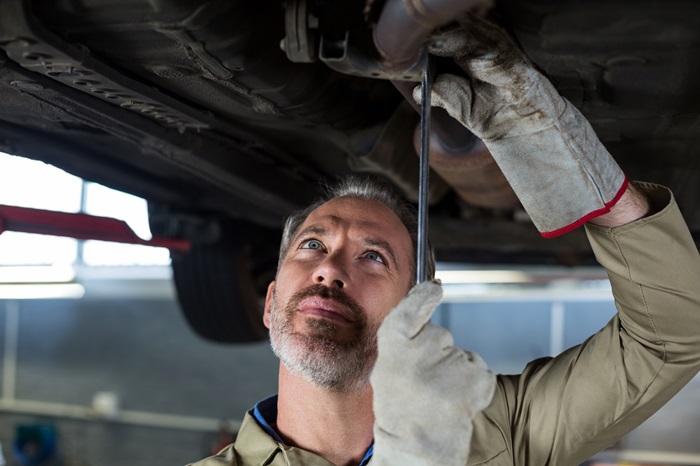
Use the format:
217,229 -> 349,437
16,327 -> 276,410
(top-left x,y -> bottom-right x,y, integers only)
252,395 -> 374,465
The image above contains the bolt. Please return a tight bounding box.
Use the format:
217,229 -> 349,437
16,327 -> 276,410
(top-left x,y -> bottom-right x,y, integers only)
23,52 -> 50,61
74,79 -> 98,87
10,80 -> 43,91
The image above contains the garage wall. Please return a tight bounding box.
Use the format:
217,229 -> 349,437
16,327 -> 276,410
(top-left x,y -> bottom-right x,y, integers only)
10,299 -> 279,417
1,287 -> 698,465
0,294 -> 279,466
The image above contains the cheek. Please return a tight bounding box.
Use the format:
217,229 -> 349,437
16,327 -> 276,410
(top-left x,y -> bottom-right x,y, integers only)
266,286 -> 289,326
366,289 -> 406,328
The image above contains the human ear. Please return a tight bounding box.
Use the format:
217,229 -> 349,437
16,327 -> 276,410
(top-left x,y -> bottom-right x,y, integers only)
263,281 -> 276,329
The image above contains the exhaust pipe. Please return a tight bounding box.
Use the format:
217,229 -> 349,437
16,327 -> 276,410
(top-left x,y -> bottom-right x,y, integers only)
374,0 -> 489,69
375,0 -> 519,209
412,125 -> 519,209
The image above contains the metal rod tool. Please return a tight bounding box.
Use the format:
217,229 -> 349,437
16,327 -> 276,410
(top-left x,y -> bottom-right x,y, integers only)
416,56 -> 434,284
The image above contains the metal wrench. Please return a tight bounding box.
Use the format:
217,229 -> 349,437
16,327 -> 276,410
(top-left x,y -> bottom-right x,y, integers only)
416,56 -> 434,284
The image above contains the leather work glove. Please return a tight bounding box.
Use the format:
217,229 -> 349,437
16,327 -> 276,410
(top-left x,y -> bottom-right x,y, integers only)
414,15 -> 628,237
370,281 -> 496,466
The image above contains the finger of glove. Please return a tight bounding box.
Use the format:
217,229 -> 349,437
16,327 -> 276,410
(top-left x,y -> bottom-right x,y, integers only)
412,74 -> 476,130
379,280 -> 443,339
460,350 -> 498,412
411,321 -> 457,354
373,323 -> 457,391
430,14 -> 534,90
429,14 -> 514,59
373,328 -> 489,420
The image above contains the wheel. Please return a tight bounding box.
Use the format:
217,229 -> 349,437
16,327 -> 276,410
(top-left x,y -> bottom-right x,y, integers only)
165,216 -> 279,343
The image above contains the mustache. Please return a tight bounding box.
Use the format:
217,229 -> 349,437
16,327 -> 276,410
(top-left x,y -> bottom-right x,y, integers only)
288,284 -> 366,322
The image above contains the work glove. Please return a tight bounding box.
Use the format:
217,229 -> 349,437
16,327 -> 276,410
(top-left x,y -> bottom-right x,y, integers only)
370,281 -> 496,466
414,15 -> 628,237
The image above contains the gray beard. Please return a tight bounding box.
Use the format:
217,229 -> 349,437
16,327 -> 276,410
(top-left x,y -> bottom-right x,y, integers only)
269,287 -> 378,392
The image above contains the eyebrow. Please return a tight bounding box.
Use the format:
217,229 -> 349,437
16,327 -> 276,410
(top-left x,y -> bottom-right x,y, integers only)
293,225 -> 329,243
293,223 -> 401,271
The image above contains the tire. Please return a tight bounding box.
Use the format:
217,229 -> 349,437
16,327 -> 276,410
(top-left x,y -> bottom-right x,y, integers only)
170,221 -> 279,343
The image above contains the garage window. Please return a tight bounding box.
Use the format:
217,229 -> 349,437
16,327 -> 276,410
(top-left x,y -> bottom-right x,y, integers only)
82,182 -> 170,266
0,151 -> 170,267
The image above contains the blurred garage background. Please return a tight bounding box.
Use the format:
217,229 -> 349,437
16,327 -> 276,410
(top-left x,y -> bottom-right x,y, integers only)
0,152 -> 698,466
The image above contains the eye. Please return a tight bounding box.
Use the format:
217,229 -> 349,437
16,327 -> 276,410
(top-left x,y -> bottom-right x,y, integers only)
300,239 -> 323,250
364,251 -> 386,264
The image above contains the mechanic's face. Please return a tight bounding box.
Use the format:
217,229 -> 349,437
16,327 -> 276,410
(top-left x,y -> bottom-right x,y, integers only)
264,196 -> 414,392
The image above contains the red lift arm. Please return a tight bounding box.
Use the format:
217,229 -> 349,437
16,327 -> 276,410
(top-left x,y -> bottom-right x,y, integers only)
0,204 -> 191,252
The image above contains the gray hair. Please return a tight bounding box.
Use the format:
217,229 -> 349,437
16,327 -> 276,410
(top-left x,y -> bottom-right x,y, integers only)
277,175 -> 436,285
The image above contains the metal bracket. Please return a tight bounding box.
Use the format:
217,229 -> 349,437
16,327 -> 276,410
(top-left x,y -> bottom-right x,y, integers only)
319,30 -> 428,82
283,0 -> 319,63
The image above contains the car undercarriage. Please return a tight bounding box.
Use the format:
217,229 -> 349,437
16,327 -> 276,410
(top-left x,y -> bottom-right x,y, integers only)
1,0 -> 699,341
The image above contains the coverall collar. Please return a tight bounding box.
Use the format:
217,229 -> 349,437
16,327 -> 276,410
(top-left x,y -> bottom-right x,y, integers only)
252,395 -> 374,465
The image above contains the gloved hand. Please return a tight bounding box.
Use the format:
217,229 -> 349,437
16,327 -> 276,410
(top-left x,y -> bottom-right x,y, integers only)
370,281 -> 496,466
414,15 -> 628,237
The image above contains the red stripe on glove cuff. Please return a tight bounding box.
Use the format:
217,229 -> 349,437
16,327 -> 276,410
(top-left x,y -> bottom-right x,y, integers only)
540,177 -> 630,238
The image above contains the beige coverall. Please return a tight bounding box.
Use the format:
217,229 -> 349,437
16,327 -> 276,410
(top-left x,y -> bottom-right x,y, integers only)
190,183 -> 700,466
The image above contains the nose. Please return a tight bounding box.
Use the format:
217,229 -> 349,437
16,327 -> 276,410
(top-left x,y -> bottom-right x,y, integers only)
313,254 -> 348,289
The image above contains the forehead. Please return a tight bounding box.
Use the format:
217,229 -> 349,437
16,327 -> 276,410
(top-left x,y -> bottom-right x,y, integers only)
299,196 -> 413,254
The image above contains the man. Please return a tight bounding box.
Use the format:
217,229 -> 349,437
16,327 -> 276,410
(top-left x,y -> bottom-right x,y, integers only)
190,14 -> 700,466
